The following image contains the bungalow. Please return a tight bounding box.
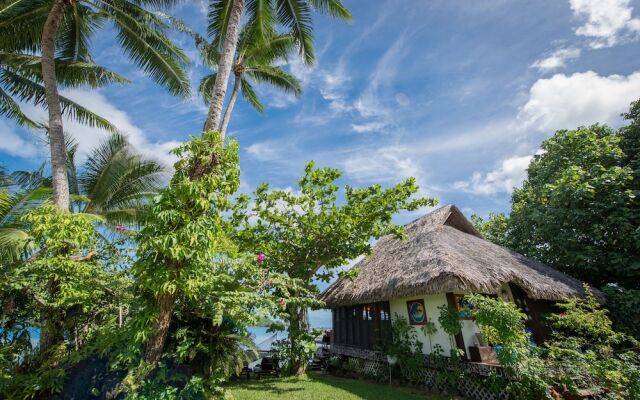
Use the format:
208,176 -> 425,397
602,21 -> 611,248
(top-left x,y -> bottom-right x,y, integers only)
319,204 -> 594,362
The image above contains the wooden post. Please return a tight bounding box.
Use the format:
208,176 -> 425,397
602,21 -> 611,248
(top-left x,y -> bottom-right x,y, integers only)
445,292 -> 467,359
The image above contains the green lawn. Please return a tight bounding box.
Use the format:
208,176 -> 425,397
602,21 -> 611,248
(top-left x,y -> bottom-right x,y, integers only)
226,373 -> 447,400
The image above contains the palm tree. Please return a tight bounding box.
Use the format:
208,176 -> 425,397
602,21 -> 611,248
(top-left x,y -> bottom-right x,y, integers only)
0,0 -> 190,211
0,51 -> 127,130
3,133 -> 165,352
11,133 -> 165,227
203,0 -> 351,134
199,27 -> 302,136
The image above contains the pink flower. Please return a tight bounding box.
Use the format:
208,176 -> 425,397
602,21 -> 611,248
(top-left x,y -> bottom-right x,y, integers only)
256,253 -> 265,263
115,224 -> 126,232
279,299 -> 286,307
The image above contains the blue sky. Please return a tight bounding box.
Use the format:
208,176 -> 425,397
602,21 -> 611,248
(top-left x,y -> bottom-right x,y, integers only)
2,0 -> 640,219
2,0 -> 640,327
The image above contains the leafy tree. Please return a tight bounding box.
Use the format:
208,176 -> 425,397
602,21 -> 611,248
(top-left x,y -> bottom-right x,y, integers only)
478,99 -> 640,339
236,162 -> 435,375
121,131 -> 283,397
471,212 -> 510,248
203,0 -> 351,133
1,133 -> 164,354
199,25 -> 301,136
1,0 -> 190,210
507,123 -> 639,288
0,204 -> 131,398
544,287 -> 640,399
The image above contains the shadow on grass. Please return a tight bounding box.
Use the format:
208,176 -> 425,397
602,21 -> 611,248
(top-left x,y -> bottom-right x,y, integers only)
227,377 -> 305,396
227,373 -> 442,400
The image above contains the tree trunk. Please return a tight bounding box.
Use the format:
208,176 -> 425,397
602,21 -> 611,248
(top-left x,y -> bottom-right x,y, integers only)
288,305 -> 309,376
203,0 -> 244,136
144,291 -> 177,364
219,74 -> 241,137
41,0 -> 70,210
39,277 -> 64,354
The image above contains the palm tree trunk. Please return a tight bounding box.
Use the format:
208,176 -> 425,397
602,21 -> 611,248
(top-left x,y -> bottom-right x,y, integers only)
219,74 -> 241,137
203,0 -> 244,136
41,0 -> 70,210
143,291 -> 177,364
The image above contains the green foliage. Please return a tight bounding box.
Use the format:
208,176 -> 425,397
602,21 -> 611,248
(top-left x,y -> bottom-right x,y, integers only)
471,212 -> 510,248
544,287 -> 640,399
236,161 -> 435,373
379,314 -> 424,383
126,131 -> 277,397
602,285 -> 640,339
484,101 -> 640,291
466,295 -> 550,400
466,295 -> 528,367
0,204 -> 132,398
436,305 -> 462,337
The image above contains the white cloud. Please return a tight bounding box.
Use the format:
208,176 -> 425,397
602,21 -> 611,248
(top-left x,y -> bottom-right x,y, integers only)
21,89 -> 181,167
570,0 -> 640,48
342,145 -> 421,184
531,47 -> 581,72
453,155 -> 533,195
350,121 -> 388,133
518,70 -> 640,132
0,121 -> 40,158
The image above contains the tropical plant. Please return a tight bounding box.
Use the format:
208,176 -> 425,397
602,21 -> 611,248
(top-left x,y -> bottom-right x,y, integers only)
0,0 -> 190,211
116,131 -> 285,397
543,287 -> 640,399
199,24 -> 302,136
203,0 -> 351,133
466,294 -> 550,400
0,204 -> 132,398
13,133 -> 165,227
235,162 -> 435,375
0,51 -> 126,130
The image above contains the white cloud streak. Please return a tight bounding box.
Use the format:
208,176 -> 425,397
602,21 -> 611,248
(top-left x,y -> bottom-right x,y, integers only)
570,0 -> 640,48
531,47 -> 582,72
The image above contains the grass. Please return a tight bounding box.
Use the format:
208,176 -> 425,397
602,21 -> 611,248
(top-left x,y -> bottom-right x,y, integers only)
226,373 -> 447,400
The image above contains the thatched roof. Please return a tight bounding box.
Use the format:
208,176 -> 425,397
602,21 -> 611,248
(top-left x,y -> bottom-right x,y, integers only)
320,204 -> 597,307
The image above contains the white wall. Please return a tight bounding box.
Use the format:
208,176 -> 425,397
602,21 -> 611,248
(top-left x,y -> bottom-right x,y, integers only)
389,293 -> 486,360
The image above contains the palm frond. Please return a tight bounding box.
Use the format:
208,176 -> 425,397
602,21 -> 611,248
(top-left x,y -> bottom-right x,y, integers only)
309,0 -> 351,20
245,0 -> 275,44
11,163 -> 49,191
0,52 -> 130,88
79,133 -> 165,217
276,0 -> 315,64
93,0 -> 191,97
0,68 -> 118,131
207,0 -> 234,50
57,2 -> 105,62
198,72 -> 217,105
239,77 -> 264,112
0,86 -> 41,129
247,65 -> 302,96
0,0 -> 47,52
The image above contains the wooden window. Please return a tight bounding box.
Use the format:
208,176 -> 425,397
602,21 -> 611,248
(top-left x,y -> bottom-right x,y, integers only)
332,301 -> 391,349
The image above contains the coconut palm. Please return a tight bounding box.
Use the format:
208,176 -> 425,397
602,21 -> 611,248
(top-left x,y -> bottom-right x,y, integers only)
203,0 -> 351,134
0,52 -> 127,130
0,0 -> 190,211
199,26 -> 302,136
11,133 -> 165,227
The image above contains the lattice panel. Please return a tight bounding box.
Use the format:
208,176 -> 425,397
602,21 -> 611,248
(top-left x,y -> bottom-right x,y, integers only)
331,346 -> 509,400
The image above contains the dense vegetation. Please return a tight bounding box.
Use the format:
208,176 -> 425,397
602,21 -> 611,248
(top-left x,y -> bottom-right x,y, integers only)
473,99 -> 640,340
1,1 -> 639,399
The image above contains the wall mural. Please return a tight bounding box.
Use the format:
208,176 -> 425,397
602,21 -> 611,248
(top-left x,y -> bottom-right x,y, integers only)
406,299 -> 427,325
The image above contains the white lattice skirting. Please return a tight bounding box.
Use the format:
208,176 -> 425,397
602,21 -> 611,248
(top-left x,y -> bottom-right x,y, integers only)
331,344 -> 507,400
